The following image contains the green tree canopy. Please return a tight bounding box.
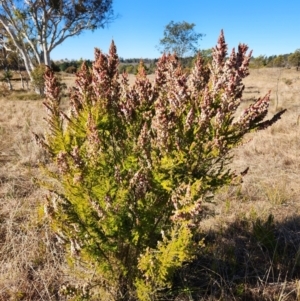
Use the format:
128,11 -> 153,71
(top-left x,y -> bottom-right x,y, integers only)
158,21 -> 204,57
273,55 -> 288,67
250,55 -> 267,68
288,49 -> 300,68
0,0 -> 115,83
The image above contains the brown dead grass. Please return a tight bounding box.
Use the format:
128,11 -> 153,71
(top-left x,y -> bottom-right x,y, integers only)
0,68 -> 299,300
180,68 -> 300,301
0,100 -> 67,300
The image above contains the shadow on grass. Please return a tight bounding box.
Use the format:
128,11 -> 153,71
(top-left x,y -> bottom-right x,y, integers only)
171,215 -> 300,301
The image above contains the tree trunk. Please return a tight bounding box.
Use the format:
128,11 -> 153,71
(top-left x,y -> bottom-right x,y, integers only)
6,78 -> 12,90
18,48 -> 34,82
17,70 -> 25,89
42,45 -> 51,66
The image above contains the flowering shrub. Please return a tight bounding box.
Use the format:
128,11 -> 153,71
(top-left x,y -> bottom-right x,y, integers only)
36,31 -> 285,300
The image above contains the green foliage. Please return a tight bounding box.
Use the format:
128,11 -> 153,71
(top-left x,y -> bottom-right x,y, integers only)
136,223 -> 198,300
288,49 -> 300,68
158,21 -> 204,57
119,63 -> 156,75
0,69 -> 13,90
1,69 -> 13,81
199,48 -> 212,64
65,65 -> 77,73
249,54 -> 292,69
119,63 -> 137,74
253,214 -> 276,254
271,55 -> 287,67
51,60 -> 61,72
36,32 -> 285,300
250,55 -> 267,69
31,64 -> 47,94
59,61 -> 71,72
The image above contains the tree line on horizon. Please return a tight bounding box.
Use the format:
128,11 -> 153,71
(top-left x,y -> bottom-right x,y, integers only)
2,50 -> 300,78
42,49 -> 300,74
1,5 -> 299,85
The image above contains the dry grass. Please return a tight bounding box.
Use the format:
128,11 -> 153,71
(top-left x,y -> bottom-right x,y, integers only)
0,99 -> 68,300
0,68 -> 300,300
173,68 -> 300,301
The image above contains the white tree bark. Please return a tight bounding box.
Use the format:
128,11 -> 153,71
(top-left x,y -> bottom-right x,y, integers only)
0,0 -> 114,87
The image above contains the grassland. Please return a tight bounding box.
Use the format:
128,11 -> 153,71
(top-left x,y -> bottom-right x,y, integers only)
0,67 -> 300,300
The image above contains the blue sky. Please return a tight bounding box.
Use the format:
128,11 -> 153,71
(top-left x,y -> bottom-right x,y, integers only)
51,0 -> 300,61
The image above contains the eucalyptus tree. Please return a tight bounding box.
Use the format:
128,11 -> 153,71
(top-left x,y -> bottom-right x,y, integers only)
158,21 -> 204,58
0,0 -> 114,82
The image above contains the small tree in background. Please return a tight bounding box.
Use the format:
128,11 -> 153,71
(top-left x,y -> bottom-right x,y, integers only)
288,49 -> 300,69
1,69 -> 13,90
158,21 -> 204,57
64,65 -> 78,74
249,55 -> 267,69
199,48 -> 213,64
36,31 -> 285,300
31,64 -> 47,95
271,55 -> 288,68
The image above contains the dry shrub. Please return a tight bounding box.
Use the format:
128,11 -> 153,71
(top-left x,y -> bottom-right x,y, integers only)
0,82 -> 12,98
